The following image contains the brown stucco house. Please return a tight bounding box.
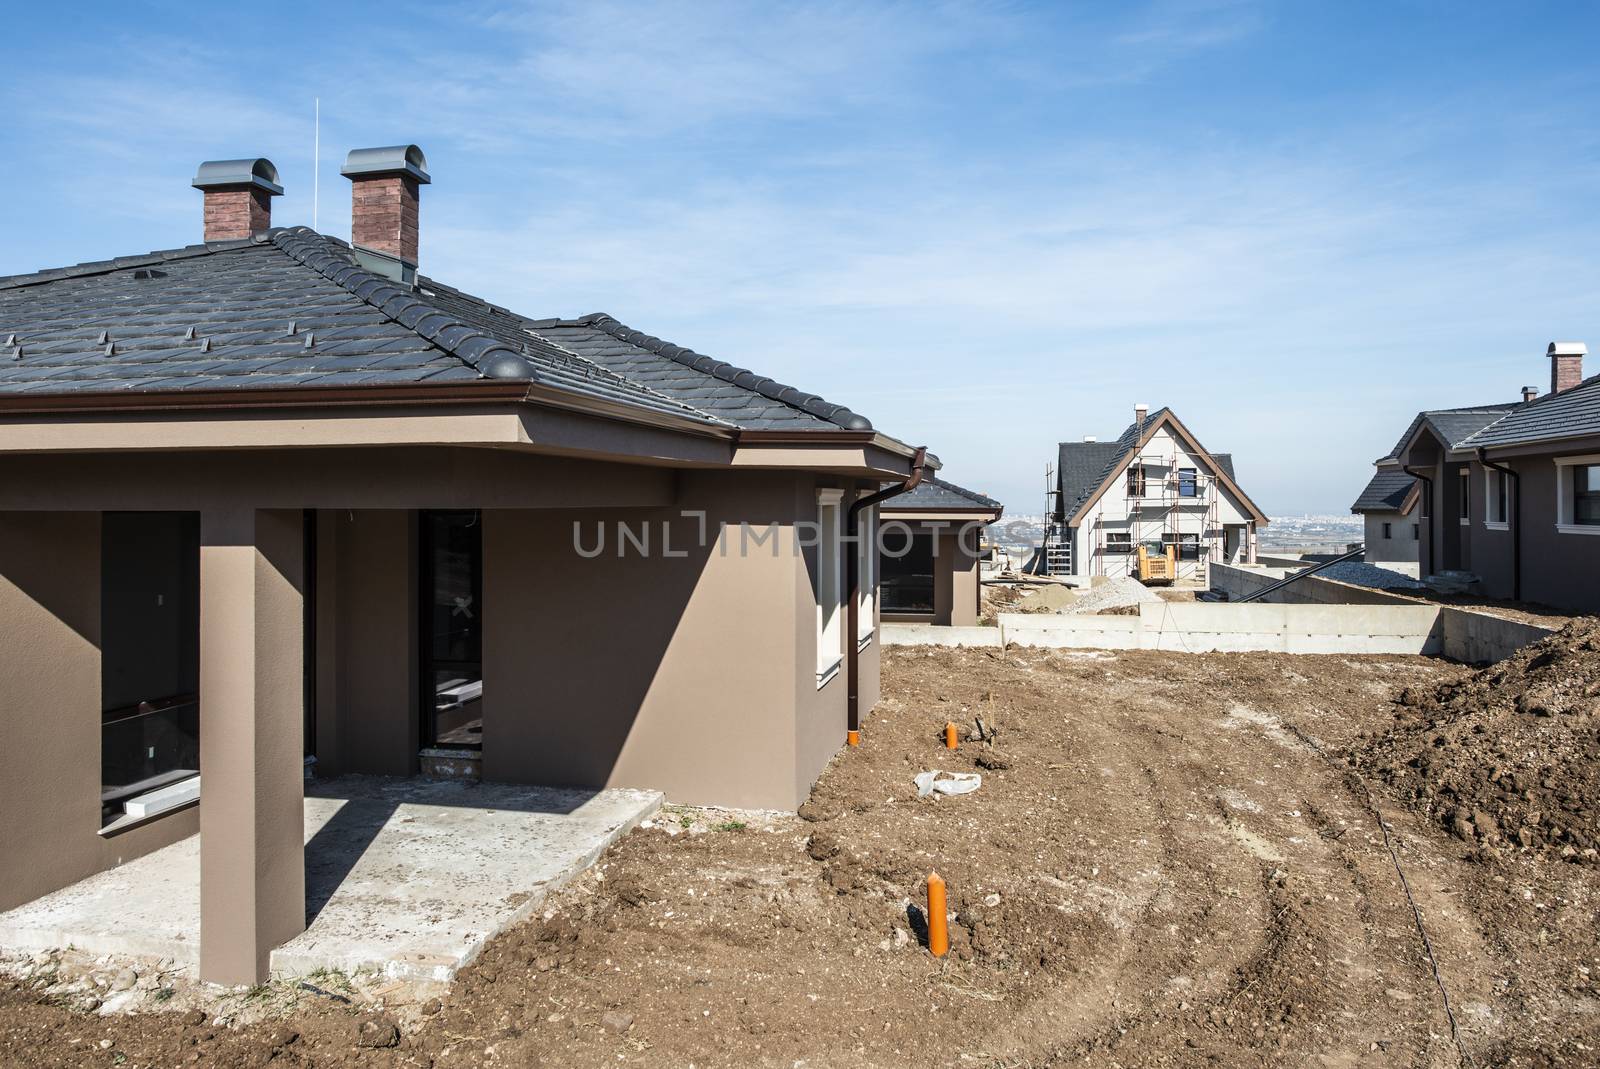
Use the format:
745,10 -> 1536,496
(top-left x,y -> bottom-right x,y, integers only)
877,477 -> 1002,626
1390,342 -> 1600,612
0,149 -> 932,983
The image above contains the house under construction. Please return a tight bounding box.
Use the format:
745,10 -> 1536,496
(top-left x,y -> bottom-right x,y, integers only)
1043,404 -> 1267,584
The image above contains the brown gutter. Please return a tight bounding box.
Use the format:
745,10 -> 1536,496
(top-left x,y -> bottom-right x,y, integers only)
1478,448 -> 1520,600
845,446 -> 928,740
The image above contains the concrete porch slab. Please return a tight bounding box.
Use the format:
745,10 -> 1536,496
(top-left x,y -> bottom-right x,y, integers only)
0,776 -> 661,982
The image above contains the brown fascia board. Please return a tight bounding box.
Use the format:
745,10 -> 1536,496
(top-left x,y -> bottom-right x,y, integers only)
1066,410 -> 1269,527
0,381 -> 931,476
0,380 -> 735,440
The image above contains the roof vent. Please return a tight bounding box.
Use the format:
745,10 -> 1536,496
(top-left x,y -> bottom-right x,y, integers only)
192,158 -> 282,242
1548,341 -> 1586,395
342,145 -> 430,284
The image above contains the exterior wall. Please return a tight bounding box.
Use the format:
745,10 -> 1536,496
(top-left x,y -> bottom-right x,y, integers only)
480,471 -> 862,811
1362,508 -> 1419,563
1072,424 -> 1253,581
0,512 -> 199,913
313,510 -> 419,778
1410,446 -> 1600,613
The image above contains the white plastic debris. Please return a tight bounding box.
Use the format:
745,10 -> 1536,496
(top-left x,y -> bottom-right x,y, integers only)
913,770 -> 982,798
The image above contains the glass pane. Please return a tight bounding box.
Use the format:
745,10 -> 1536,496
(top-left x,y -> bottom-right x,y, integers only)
881,532 -> 935,613
101,512 -> 201,825
425,512 -> 484,748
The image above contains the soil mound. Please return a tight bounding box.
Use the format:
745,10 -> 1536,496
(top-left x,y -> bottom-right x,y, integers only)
1359,617 -> 1600,861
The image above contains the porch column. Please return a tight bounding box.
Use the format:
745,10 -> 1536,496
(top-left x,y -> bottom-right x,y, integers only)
199,508 -> 305,985
1246,524 -> 1258,564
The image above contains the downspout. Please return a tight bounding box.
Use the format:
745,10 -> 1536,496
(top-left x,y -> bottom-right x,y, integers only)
845,446 -> 928,744
1478,449 -> 1520,601
1403,465 -> 1435,577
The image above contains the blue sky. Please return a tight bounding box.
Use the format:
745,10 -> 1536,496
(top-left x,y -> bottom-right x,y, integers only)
3,1 -> 1597,515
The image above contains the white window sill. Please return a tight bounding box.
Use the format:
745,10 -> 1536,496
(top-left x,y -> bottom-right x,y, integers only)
1556,523 -> 1600,536
817,657 -> 843,689
1458,518 -> 1470,526
100,774 -> 200,836
857,631 -> 874,653
1484,521 -> 1509,531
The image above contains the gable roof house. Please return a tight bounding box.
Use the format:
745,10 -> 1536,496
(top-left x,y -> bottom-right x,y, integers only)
1043,404 -> 1267,583
876,476 -> 1003,627
1350,467 -> 1421,565
0,149 -> 931,984
1388,342 -> 1600,611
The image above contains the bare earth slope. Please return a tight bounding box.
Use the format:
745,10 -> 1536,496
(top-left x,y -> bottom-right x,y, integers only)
3,647 -> 1598,1067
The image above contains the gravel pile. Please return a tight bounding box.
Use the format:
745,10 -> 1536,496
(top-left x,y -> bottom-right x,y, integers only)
1066,577 -> 1163,614
1318,561 -> 1426,591
1358,618 -> 1600,861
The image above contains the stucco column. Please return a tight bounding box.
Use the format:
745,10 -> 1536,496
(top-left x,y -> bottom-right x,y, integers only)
1247,524 -> 1258,564
199,508 -> 305,985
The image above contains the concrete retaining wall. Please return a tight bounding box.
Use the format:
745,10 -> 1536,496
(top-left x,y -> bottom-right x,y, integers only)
1210,563 -> 1417,606
883,599 -> 1555,662
1001,602 -> 1444,654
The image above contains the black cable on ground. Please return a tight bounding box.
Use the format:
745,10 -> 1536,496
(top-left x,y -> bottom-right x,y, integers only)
1279,719 -> 1474,1068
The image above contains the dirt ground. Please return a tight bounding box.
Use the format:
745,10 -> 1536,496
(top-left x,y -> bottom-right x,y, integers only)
4,644 -> 1600,1068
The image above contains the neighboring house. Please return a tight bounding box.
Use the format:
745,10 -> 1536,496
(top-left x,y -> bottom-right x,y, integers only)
1350,467 -> 1421,563
1044,405 -> 1267,583
1391,342 -> 1600,611
0,150 -> 931,983
877,476 -> 1003,627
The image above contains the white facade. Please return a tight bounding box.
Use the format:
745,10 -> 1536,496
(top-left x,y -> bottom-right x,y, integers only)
1067,423 -> 1258,583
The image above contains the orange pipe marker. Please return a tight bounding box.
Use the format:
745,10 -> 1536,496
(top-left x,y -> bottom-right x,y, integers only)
927,872 -> 949,958
944,722 -> 958,750
847,729 -> 860,747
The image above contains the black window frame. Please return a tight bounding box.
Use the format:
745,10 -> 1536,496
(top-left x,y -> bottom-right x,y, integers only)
1381,521 -> 1392,539
880,529 -> 936,614
1459,469 -> 1470,520
1126,466 -> 1147,497
1162,531 -> 1201,560
1177,467 -> 1198,498
1104,531 -> 1132,555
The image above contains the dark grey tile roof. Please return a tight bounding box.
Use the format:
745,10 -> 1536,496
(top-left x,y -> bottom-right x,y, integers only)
1352,468 -> 1415,513
523,314 -> 870,432
0,229 -> 875,434
1056,407 -> 1170,521
1459,375 -> 1600,449
884,475 -> 1002,512
1380,403 -> 1520,460
1055,408 -> 1254,523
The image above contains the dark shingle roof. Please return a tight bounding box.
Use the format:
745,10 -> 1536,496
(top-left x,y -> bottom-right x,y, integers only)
0,228 -> 874,434
1459,375 -> 1600,449
1352,468 -> 1415,513
1212,453 -> 1236,484
1381,403 -> 1520,460
1056,407 -> 1170,521
524,314 -> 869,432
884,475 -> 1002,512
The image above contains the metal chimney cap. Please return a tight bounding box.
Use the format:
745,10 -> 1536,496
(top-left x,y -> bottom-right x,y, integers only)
1548,341 -> 1588,356
191,158 -> 283,195
341,145 -> 431,184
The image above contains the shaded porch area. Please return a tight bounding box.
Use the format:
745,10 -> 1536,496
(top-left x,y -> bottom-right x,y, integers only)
0,776 -> 660,982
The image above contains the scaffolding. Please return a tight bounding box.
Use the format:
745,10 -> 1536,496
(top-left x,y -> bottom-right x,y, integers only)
1042,462 -> 1071,575
1096,446 -> 1222,584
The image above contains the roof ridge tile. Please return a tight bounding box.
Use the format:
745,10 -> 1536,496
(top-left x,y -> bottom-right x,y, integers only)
269,227 -> 536,382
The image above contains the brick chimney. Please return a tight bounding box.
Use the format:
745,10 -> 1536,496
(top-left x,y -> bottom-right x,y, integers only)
1522,385 -> 1539,404
191,159 -> 282,241
1549,341 -> 1586,395
341,145 -> 430,284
